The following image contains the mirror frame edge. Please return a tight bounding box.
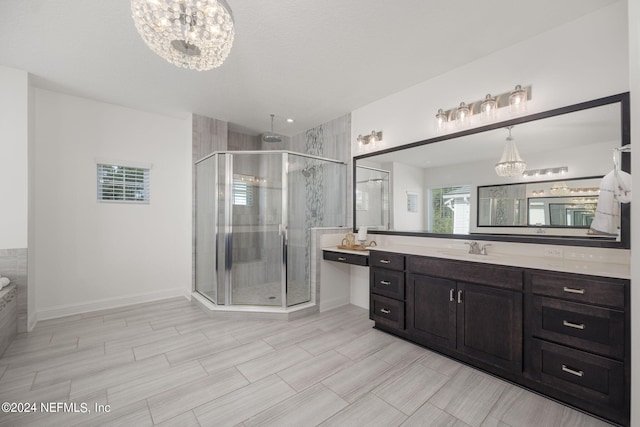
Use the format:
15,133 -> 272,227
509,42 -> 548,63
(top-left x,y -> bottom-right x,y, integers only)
352,92 -> 631,249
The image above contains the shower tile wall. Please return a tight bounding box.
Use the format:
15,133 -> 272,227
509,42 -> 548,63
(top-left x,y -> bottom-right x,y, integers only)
288,114 -> 351,303
0,248 -> 27,333
228,131 -> 260,151
192,114 -> 228,292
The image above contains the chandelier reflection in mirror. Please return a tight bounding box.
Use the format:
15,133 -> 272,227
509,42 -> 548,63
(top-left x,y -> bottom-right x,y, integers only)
131,0 -> 235,71
495,126 -> 527,177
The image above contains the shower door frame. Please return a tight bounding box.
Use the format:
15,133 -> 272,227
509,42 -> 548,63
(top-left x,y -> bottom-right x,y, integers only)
195,150 -> 346,309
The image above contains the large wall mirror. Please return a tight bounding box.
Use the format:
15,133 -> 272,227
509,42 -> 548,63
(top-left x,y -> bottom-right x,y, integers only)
353,93 -> 630,248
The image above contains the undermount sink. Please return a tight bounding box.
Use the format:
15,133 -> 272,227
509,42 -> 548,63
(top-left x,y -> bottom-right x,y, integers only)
436,249 -> 497,260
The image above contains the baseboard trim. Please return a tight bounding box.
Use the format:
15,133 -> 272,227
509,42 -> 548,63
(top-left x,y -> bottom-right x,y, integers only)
319,295 -> 350,312
28,313 -> 38,332
36,288 -> 191,321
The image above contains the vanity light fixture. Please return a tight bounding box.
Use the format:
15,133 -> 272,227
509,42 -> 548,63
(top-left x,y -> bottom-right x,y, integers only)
495,126 -> 527,177
549,182 -> 571,196
509,85 -> 528,115
480,94 -> 498,122
455,102 -> 470,127
357,130 -> 383,146
131,0 -> 235,71
435,109 -> 449,132
434,85 -> 531,131
523,166 -> 569,177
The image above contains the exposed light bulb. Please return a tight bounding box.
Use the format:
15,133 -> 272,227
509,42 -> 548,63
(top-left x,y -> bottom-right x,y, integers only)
456,102 -> 470,128
509,85 -> 528,115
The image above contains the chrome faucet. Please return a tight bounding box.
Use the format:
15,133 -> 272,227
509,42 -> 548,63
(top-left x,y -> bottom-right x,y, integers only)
465,241 -> 491,255
465,241 -> 481,254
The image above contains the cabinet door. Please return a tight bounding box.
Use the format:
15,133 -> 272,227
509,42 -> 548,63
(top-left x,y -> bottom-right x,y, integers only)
457,282 -> 523,372
407,274 -> 456,350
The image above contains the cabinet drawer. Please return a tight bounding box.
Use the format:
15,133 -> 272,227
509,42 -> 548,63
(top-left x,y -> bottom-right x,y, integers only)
371,294 -> 405,331
407,256 -> 523,291
529,271 -> 625,309
323,250 -> 369,266
371,268 -> 405,300
530,339 -> 624,410
532,296 -> 624,360
370,251 -> 405,271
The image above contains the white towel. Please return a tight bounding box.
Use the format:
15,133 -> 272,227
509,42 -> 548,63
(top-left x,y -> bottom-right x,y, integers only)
589,169 -> 632,235
0,277 -> 10,290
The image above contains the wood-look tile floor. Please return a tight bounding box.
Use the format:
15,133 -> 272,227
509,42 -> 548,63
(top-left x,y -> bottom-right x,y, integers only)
0,298 -> 613,426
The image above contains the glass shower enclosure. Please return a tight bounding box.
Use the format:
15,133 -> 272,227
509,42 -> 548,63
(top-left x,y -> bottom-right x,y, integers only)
195,151 -> 346,308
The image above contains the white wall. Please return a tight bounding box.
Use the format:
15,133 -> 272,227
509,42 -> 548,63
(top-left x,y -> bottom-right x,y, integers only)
33,89 -> 192,319
627,1 -> 639,425
352,2 -> 629,156
0,66 -> 28,250
389,161 -> 424,230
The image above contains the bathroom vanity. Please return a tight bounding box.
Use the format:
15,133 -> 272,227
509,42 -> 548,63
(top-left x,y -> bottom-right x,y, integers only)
347,92 -> 632,425
369,248 -> 629,426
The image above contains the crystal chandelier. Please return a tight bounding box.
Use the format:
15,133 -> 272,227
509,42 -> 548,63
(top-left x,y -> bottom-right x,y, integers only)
131,0 -> 235,71
495,126 -> 527,177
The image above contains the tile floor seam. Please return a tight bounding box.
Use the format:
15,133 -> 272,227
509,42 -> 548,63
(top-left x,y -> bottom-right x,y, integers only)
0,302 -> 616,427
480,382 -> 510,427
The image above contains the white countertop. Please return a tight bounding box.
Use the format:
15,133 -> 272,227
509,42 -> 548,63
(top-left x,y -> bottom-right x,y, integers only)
369,244 -> 630,280
323,244 -> 630,280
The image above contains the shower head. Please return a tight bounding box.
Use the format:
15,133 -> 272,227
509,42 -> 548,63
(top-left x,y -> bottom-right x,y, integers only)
262,134 -> 282,143
262,114 -> 283,143
301,166 -> 317,177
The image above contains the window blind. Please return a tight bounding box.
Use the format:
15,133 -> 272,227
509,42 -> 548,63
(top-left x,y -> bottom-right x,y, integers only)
232,177 -> 254,206
97,163 -> 150,203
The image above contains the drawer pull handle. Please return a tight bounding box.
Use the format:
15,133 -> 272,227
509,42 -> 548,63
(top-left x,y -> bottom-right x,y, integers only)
337,257 -> 347,261
563,320 -> 585,330
457,290 -> 463,304
379,259 -> 391,264
561,365 -> 584,377
380,280 -> 391,286
380,308 -> 391,314
563,287 -> 585,295
449,289 -> 455,302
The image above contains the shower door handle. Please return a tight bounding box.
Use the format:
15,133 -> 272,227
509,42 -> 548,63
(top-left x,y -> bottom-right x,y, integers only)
279,224 -> 288,240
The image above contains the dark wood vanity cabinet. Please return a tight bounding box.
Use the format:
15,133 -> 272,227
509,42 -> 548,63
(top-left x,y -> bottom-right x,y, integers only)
369,251 -> 406,331
524,270 -> 630,426
323,250 -> 369,266
369,251 -> 630,426
405,258 -> 523,373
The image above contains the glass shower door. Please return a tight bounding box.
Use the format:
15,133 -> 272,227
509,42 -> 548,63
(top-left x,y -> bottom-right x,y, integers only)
229,152 -> 285,306
195,154 -> 218,303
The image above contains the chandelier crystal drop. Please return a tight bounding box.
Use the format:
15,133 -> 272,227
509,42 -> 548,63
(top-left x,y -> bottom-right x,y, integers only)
131,0 -> 235,71
495,126 -> 527,177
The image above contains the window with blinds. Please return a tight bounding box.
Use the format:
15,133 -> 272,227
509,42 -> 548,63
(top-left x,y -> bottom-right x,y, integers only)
97,163 -> 150,203
232,176 -> 254,206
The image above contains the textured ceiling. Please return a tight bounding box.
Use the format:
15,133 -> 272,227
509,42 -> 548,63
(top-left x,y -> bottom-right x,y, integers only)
0,0 -> 620,136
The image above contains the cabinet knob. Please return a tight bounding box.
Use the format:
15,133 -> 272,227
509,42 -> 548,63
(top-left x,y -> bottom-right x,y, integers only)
563,287 -> 585,295
449,289 -> 455,302
380,280 -> 391,286
379,259 -> 391,264
562,320 -> 585,330
380,308 -> 391,314
561,364 -> 584,377
337,257 -> 347,261
457,290 -> 463,304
